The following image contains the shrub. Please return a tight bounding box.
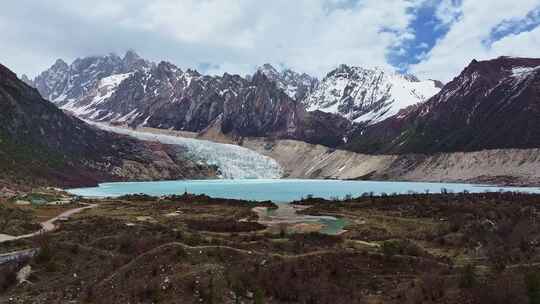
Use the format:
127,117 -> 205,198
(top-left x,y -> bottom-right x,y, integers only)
254,287 -> 265,304
176,247 -> 187,259
526,272 -> 540,304
380,239 -> 424,257
34,233 -> 54,264
118,233 -> 135,254
459,264 -> 477,289
0,265 -> 18,292
381,240 -> 400,257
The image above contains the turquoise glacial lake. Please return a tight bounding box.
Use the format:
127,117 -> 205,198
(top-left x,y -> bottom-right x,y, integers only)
68,179 -> 540,236
67,179 -> 540,202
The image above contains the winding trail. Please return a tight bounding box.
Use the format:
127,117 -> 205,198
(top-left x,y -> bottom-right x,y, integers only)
0,203 -> 97,243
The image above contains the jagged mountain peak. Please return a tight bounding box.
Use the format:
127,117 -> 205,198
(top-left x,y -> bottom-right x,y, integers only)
20,74 -> 34,86
347,56 -> 540,154
426,56 -> 540,110
52,58 -> 69,69
122,50 -> 150,71
155,61 -> 182,76
33,51 -> 152,104
33,54 -> 348,148
458,56 -> 540,79
305,64 -> 441,124
326,64 -> 410,81
255,63 -> 318,101
72,53 -> 121,66
185,68 -> 201,77
259,63 -> 279,73
123,49 -> 140,61
0,62 -> 216,187
250,69 -> 272,85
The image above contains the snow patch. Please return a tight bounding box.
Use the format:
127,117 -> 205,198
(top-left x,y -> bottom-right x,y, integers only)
59,72 -> 132,117
511,66 -> 540,80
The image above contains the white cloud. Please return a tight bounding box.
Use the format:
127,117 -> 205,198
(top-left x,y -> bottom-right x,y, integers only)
0,0 -> 424,78
490,26 -> 540,57
434,0 -> 462,27
2,0 -> 539,82
411,0 -> 540,82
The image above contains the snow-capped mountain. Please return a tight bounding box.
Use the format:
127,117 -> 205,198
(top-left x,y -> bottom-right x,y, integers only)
347,57 -> 540,154
20,74 -> 33,86
0,62 -> 215,186
33,54 -> 350,147
304,64 -> 441,124
61,72 -> 133,119
256,64 -> 319,101
33,50 -> 151,104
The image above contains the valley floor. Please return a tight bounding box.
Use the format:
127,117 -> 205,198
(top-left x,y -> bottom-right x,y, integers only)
1,191 -> 540,303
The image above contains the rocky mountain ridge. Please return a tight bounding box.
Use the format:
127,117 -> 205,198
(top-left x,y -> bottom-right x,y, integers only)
31,54 -> 440,131
304,64 -> 441,125
256,63 -> 319,101
32,50 -> 151,104
0,63 -> 215,188
347,56 -> 540,154
32,53 -> 351,147
31,52 -> 540,156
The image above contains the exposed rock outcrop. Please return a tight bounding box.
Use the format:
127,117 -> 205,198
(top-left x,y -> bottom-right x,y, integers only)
347,57 -> 540,154
0,63 -> 215,188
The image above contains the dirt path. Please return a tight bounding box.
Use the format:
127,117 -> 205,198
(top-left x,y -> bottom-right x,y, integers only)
0,203 -> 97,243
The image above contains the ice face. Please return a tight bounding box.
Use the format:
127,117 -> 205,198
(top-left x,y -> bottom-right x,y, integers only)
87,122 -> 283,179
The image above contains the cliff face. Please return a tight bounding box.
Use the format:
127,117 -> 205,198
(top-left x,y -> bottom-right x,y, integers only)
0,63 -> 216,188
34,54 -> 350,148
347,57 -> 540,154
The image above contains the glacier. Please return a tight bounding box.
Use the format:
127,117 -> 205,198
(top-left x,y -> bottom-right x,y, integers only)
87,122 -> 283,179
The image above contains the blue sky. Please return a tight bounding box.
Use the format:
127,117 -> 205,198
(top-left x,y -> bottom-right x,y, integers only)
1,0 -> 540,82
387,1 -> 459,72
484,6 -> 540,46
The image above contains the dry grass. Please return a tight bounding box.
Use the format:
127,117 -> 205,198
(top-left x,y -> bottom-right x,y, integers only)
3,192 -> 540,303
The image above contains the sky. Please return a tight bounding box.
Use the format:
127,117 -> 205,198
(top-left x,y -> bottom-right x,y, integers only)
1,0 -> 540,82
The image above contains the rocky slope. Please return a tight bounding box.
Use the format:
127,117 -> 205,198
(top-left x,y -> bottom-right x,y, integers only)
31,53 -> 446,148
33,50 -> 151,104
347,57 -> 540,154
0,63 -> 215,188
304,65 -> 441,124
256,63 -> 319,101
243,138 -> 540,186
35,52 -> 540,157
34,54 -> 350,147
